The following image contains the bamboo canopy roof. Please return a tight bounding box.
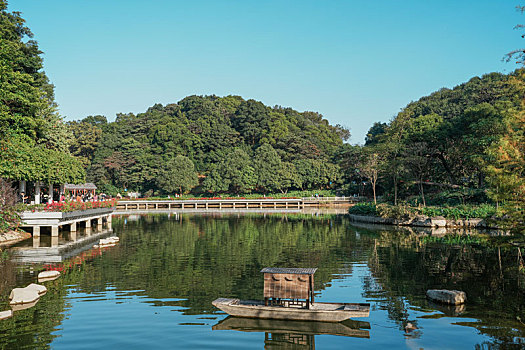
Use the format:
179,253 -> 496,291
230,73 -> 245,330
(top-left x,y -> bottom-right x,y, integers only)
260,267 -> 317,275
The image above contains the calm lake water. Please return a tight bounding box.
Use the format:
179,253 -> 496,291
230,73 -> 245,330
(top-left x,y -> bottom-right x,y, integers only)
1,213 -> 524,349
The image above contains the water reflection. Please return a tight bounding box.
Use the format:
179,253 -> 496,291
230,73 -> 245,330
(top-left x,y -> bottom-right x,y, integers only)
213,317 -> 370,349
0,213 -> 524,349
12,228 -> 114,263
213,317 -> 370,338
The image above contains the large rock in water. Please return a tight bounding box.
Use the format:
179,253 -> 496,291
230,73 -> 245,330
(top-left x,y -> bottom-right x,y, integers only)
0,310 -> 12,320
426,289 -> 467,305
9,284 -> 47,305
38,270 -> 61,282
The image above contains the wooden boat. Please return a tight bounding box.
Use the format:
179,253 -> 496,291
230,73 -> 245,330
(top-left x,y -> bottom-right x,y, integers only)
212,298 -> 369,322
212,267 -> 370,323
212,316 -> 371,338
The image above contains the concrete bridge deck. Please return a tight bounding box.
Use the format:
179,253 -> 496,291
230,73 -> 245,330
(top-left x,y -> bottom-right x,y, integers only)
19,207 -> 114,237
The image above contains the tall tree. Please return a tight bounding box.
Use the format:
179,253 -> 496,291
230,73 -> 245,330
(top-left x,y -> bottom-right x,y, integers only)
358,148 -> 384,205
504,5 -> 525,65
0,0 -> 84,183
254,143 -> 282,193
157,155 -> 198,196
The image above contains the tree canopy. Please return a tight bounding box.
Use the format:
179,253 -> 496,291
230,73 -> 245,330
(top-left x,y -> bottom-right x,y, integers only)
78,95 -> 349,195
338,69 -> 525,232
0,0 -> 84,184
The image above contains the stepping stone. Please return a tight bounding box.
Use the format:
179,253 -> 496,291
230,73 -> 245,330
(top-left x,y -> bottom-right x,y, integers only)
426,289 -> 467,305
38,270 -> 61,282
9,284 -> 47,305
0,310 -> 12,320
99,237 -> 119,245
27,283 -> 47,296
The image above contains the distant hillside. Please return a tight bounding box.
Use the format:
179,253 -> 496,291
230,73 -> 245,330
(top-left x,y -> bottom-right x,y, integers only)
69,95 -> 349,195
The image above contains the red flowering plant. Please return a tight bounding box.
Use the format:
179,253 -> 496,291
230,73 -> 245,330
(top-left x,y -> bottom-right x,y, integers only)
31,198 -> 118,213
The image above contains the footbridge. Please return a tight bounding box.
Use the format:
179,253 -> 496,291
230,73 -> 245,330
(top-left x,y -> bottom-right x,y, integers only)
116,197 -> 357,211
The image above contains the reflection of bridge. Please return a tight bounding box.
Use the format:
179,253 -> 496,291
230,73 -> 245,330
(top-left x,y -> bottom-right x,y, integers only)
11,228 -> 114,263
116,197 -> 356,211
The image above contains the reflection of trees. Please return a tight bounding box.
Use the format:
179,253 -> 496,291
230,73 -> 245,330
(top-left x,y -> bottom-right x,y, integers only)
0,257 -> 16,310
4,215 -> 523,348
0,270 -> 71,348
68,214 -> 359,314
364,229 -> 525,344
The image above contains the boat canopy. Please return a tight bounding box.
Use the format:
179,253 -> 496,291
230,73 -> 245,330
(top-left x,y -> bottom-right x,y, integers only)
261,267 -> 317,308
260,267 -> 317,275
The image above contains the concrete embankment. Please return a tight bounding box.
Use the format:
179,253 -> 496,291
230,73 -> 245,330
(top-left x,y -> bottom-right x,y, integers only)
348,214 -> 500,230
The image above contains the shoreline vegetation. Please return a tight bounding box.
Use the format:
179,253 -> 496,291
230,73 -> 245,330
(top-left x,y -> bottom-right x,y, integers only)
0,2 -> 523,237
348,202 -> 502,230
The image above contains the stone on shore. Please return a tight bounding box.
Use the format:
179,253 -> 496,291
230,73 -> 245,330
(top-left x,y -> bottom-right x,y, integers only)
426,289 -> 467,305
430,216 -> 447,227
38,270 -> 61,282
0,310 -> 12,320
0,230 -> 32,247
9,284 -> 47,305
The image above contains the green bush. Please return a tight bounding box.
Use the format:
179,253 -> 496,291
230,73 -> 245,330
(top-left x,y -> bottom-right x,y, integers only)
348,203 -> 378,216
419,204 -> 496,220
376,203 -> 415,220
349,202 -> 497,221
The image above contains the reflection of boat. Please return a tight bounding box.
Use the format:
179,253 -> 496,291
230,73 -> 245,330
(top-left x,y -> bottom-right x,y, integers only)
212,316 -> 371,338
212,268 -> 370,322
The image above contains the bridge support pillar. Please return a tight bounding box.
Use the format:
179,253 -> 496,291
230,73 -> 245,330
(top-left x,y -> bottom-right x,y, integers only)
51,225 -> 59,237
32,226 -> 40,237
33,235 -> 40,248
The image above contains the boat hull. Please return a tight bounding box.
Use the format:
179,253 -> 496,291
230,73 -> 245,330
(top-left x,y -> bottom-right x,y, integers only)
212,298 -> 370,322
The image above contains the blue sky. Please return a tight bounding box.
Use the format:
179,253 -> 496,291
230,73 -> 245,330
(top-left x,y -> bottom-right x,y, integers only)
9,0 -> 524,143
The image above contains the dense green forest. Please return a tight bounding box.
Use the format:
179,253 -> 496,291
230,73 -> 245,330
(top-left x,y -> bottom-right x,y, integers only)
68,70 -> 524,219
342,70 -> 524,232
69,96 -> 349,196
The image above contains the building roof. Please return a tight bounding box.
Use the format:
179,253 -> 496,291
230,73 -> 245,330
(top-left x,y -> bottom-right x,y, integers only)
260,267 -> 317,275
64,183 -> 97,190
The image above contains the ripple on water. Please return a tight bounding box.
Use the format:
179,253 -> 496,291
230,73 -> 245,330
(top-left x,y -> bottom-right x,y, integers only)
1,214 -> 524,349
